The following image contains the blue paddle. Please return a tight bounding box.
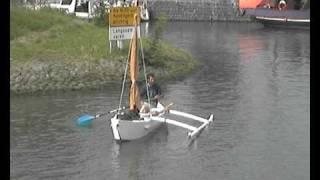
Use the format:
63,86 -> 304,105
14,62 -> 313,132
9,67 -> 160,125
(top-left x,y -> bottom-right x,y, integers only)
77,106 -> 126,126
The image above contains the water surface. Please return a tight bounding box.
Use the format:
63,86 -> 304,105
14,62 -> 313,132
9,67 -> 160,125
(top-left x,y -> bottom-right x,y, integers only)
11,22 -> 310,180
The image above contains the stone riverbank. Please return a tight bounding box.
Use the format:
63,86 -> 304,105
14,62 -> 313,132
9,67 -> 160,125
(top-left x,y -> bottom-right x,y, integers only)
148,0 -> 251,21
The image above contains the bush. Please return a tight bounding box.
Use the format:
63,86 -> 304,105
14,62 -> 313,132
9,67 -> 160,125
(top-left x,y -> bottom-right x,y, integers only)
144,13 -> 168,66
93,2 -> 108,27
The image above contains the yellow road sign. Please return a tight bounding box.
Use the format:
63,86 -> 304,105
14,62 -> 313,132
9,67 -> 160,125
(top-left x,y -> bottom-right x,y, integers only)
109,7 -> 140,27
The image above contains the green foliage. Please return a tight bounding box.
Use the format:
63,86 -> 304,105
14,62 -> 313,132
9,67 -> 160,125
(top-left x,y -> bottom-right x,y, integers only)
145,13 -> 168,66
142,37 -> 197,72
10,7 -> 72,40
10,7 -> 114,63
93,2 -> 108,27
10,7 -> 197,80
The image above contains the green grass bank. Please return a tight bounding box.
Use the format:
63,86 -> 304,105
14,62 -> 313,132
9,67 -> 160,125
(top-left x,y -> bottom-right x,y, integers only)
10,7 -> 199,94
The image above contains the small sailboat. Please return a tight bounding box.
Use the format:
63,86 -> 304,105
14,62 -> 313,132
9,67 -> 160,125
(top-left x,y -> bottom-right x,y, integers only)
77,3 -> 214,141
109,8 -> 214,142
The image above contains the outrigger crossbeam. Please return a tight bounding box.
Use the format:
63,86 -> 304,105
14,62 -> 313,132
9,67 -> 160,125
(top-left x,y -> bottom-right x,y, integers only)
150,110 -> 214,139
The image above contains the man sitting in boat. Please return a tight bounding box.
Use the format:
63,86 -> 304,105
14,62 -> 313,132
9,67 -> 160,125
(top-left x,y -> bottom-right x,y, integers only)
117,73 -> 161,120
140,73 -> 162,107
139,100 -> 151,113
139,100 -> 173,118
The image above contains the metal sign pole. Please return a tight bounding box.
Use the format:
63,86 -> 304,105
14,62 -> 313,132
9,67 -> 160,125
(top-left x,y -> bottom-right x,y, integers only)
108,7 -> 111,54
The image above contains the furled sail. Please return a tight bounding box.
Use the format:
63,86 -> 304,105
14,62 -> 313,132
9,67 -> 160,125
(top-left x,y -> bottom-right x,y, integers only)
129,15 -> 140,112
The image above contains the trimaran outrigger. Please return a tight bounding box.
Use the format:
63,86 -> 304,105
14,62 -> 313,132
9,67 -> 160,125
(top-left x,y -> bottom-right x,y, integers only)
77,5 -> 214,142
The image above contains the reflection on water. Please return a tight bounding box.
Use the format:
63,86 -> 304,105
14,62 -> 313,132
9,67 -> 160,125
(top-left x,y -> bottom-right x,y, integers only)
238,33 -> 264,62
11,22 -> 309,180
110,125 -> 169,179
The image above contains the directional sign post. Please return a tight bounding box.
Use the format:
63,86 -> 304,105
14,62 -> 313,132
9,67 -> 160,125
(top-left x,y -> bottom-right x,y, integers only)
109,7 -> 140,27
109,26 -> 141,41
109,7 -> 140,42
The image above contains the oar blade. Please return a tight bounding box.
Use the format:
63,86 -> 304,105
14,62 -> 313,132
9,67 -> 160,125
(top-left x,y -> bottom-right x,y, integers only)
77,114 -> 95,126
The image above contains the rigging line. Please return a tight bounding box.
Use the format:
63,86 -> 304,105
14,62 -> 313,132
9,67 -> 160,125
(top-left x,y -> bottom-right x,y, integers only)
139,33 -> 151,105
118,36 -> 133,110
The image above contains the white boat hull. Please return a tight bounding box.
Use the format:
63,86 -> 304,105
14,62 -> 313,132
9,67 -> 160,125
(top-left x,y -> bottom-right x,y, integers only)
110,103 -> 166,141
110,116 -> 164,141
109,94 -> 215,141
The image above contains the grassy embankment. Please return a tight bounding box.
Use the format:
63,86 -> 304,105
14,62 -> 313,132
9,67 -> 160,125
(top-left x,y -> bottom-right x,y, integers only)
10,7 -> 199,93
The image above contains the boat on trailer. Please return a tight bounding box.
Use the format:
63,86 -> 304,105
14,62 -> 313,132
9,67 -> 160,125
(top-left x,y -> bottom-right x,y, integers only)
108,5 -> 214,142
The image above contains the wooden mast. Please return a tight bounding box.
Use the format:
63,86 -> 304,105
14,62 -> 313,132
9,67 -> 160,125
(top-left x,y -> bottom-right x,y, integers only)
129,13 -> 140,112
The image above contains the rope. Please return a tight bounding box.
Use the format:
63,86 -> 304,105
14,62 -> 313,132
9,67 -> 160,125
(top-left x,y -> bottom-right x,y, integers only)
139,36 -> 151,105
118,12 -> 151,110
118,36 -> 133,110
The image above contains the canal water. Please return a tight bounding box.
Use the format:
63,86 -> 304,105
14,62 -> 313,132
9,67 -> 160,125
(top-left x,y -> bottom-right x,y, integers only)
10,22 -> 310,180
